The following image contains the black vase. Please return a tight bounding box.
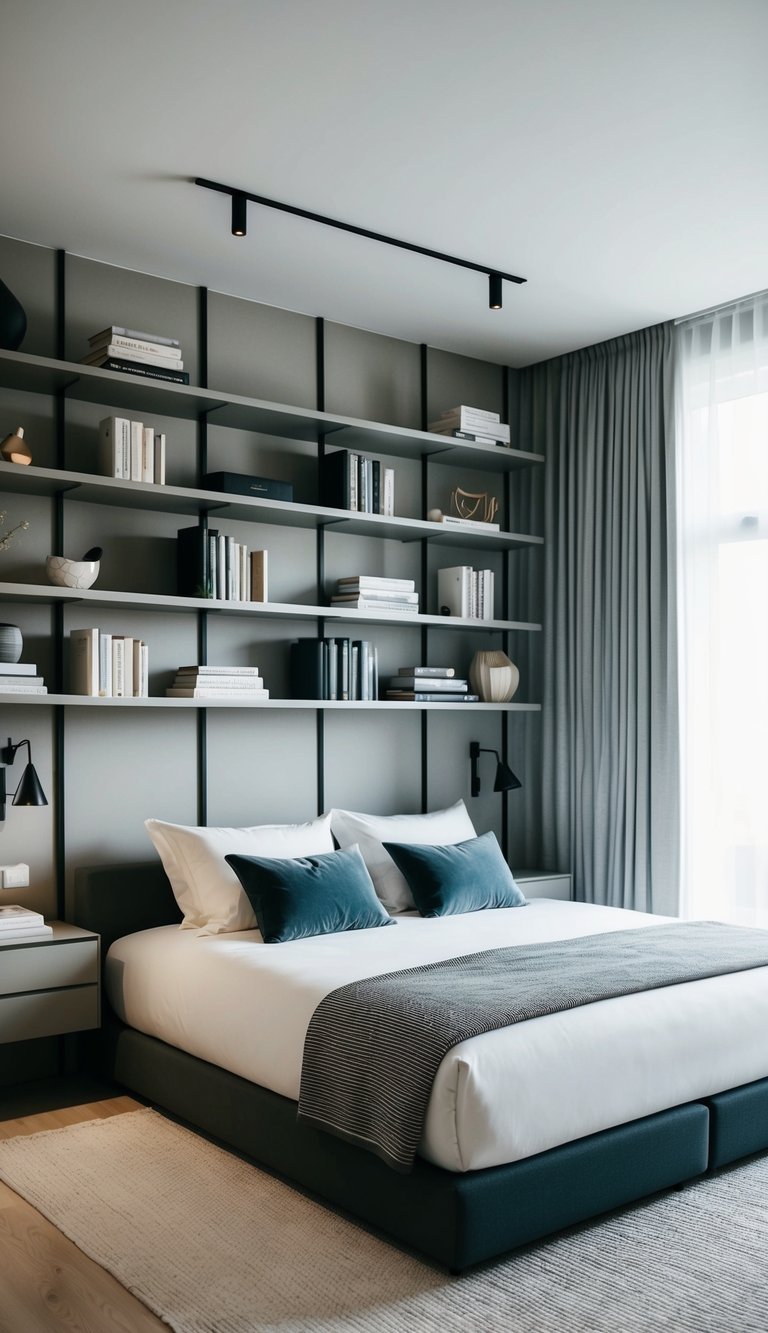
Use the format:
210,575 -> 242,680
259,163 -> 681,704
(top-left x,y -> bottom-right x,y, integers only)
0,278 -> 27,351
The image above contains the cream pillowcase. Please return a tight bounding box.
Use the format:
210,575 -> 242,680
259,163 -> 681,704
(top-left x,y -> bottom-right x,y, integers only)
145,815 -> 335,934
329,801 -> 477,914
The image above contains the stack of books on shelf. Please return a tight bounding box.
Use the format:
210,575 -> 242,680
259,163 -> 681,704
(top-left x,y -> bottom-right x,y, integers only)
320,450 -> 395,515
166,665 -> 268,700
0,904 -> 52,944
428,404 -> 510,447
70,628 -> 148,698
82,326 -> 189,385
437,565 -> 495,620
290,638 -> 378,701
385,666 -> 478,703
99,416 -> 166,484
0,662 -> 48,695
329,575 -> 418,615
177,527 -> 268,602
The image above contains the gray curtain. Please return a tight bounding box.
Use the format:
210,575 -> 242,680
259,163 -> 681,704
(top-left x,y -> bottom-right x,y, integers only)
512,324 -> 679,913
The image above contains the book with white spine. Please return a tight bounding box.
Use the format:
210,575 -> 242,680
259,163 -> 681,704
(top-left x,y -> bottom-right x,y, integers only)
154,433 -> 166,485
165,687 -> 270,699
141,427 -> 155,484
88,326 -> 180,349
99,416 -> 131,479
432,514 -> 501,532
70,627 -> 99,696
129,421 -> 144,482
90,334 -> 183,360
82,345 -> 184,371
337,575 -> 415,591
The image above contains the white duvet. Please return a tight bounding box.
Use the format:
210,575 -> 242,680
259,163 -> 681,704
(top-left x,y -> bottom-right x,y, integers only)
105,900 -> 768,1172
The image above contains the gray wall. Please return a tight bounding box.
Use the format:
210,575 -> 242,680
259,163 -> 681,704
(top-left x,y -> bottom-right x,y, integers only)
0,235 -> 545,1075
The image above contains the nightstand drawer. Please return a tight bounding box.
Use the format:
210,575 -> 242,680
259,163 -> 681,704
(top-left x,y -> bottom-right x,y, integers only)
0,985 -> 100,1043
514,871 -> 572,901
0,939 -> 99,997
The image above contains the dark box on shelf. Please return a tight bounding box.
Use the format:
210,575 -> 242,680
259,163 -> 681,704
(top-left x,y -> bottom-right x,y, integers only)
203,471 -> 293,503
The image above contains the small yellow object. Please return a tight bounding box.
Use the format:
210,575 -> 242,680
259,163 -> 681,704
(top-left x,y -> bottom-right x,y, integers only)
0,426 -> 32,466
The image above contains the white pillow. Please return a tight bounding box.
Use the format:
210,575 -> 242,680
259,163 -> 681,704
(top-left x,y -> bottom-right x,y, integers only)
330,801 -> 477,914
145,814 -> 334,935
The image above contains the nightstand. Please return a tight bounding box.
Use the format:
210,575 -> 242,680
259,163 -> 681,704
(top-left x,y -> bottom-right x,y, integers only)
513,869 -> 572,901
0,922 -> 100,1044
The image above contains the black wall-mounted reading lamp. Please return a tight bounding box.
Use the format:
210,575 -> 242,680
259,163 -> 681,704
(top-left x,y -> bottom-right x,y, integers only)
469,741 -> 522,798
0,738 -> 48,822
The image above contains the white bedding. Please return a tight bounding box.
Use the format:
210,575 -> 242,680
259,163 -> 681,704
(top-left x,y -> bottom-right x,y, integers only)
105,900 -> 768,1172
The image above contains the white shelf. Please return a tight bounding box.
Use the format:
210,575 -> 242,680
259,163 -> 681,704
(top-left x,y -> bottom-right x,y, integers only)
0,692 -> 541,711
0,582 -> 542,633
0,463 -> 542,550
0,349 -> 544,475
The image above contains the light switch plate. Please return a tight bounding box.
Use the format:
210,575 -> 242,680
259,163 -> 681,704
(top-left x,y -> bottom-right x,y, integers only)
0,864 -> 30,889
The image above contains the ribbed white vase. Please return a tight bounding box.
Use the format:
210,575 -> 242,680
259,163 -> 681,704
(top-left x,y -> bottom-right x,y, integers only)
469,650 -> 519,703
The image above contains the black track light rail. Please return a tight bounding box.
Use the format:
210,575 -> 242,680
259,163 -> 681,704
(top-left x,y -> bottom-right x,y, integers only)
195,177 -> 526,303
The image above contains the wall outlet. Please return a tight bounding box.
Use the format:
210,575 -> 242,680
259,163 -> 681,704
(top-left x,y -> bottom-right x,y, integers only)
0,863 -> 30,889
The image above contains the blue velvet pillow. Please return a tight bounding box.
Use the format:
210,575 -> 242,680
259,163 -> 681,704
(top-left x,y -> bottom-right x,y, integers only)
382,831 -> 527,918
225,844 -> 394,943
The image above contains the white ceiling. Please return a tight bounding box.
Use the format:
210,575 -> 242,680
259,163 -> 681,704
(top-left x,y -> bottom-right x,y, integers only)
1,0 -> 767,366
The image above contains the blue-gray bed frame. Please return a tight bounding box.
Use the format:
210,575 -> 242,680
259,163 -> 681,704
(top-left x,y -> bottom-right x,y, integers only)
72,862 -> 768,1272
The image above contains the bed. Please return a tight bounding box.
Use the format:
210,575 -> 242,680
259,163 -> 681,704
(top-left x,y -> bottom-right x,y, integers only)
73,858 -> 768,1272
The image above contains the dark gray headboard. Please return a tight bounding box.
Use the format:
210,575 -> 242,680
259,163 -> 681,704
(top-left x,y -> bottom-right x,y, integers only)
72,862 -> 182,956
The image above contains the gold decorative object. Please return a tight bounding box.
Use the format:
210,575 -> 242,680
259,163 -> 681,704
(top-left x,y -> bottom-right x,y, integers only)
0,426 -> 31,466
451,487 -> 498,524
469,649 -> 520,702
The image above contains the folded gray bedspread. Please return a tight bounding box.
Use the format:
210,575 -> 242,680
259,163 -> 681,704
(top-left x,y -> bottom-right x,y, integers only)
298,920 -> 768,1171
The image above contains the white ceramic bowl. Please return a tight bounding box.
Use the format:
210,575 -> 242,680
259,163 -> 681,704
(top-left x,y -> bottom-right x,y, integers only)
46,555 -> 100,590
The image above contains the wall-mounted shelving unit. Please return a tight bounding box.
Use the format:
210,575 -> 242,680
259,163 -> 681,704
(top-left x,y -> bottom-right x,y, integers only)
0,250 -> 546,923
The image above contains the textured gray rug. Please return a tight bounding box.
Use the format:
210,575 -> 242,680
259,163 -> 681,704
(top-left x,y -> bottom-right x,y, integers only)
0,1107 -> 765,1333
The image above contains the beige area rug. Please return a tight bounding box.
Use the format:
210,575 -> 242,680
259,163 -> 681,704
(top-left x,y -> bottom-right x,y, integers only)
0,1108 -> 766,1333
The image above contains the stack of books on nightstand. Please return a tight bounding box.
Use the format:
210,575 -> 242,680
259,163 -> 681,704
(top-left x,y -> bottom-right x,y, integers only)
427,404 -> 510,446
82,326 -> 189,385
385,665 -> 478,703
330,575 -> 419,614
0,662 -> 48,695
0,904 -> 52,943
166,665 -> 269,700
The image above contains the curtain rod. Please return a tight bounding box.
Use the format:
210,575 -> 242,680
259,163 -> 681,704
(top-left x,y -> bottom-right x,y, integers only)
674,287 -> 768,326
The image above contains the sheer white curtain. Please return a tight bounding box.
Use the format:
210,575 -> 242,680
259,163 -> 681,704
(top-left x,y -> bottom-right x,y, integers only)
676,292 -> 768,926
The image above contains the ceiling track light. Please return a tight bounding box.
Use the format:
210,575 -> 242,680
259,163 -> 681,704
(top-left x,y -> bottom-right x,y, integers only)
231,192 -> 247,237
195,177 -> 525,308
488,273 -> 503,310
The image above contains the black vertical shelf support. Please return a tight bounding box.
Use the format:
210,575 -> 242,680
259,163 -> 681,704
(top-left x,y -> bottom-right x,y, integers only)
53,249 -> 67,918
500,366 -> 511,861
419,344 -> 429,814
196,286 -> 209,826
315,317 -> 326,816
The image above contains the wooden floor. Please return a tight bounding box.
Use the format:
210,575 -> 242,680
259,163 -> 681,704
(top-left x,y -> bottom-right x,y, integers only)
0,1079 -> 166,1332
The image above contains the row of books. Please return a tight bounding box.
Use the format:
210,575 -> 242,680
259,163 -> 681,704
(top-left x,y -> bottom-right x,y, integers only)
290,638 -> 379,701
320,450 -> 395,515
166,665 -> 268,700
0,661 -> 48,695
70,628 -> 149,697
177,527 -> 268,602
428,404 -> 510,446
99,416 -> 167,484
384,665 -> 478,703
329,574 -> 418,614
437,565 -> 496,620
83,326 -> 189,385
0,904 -> 52,943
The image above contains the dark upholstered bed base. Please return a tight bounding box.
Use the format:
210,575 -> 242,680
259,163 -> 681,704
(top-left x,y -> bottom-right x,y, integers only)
72,862 -> 768,1272
104,1015 -> 709,1271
